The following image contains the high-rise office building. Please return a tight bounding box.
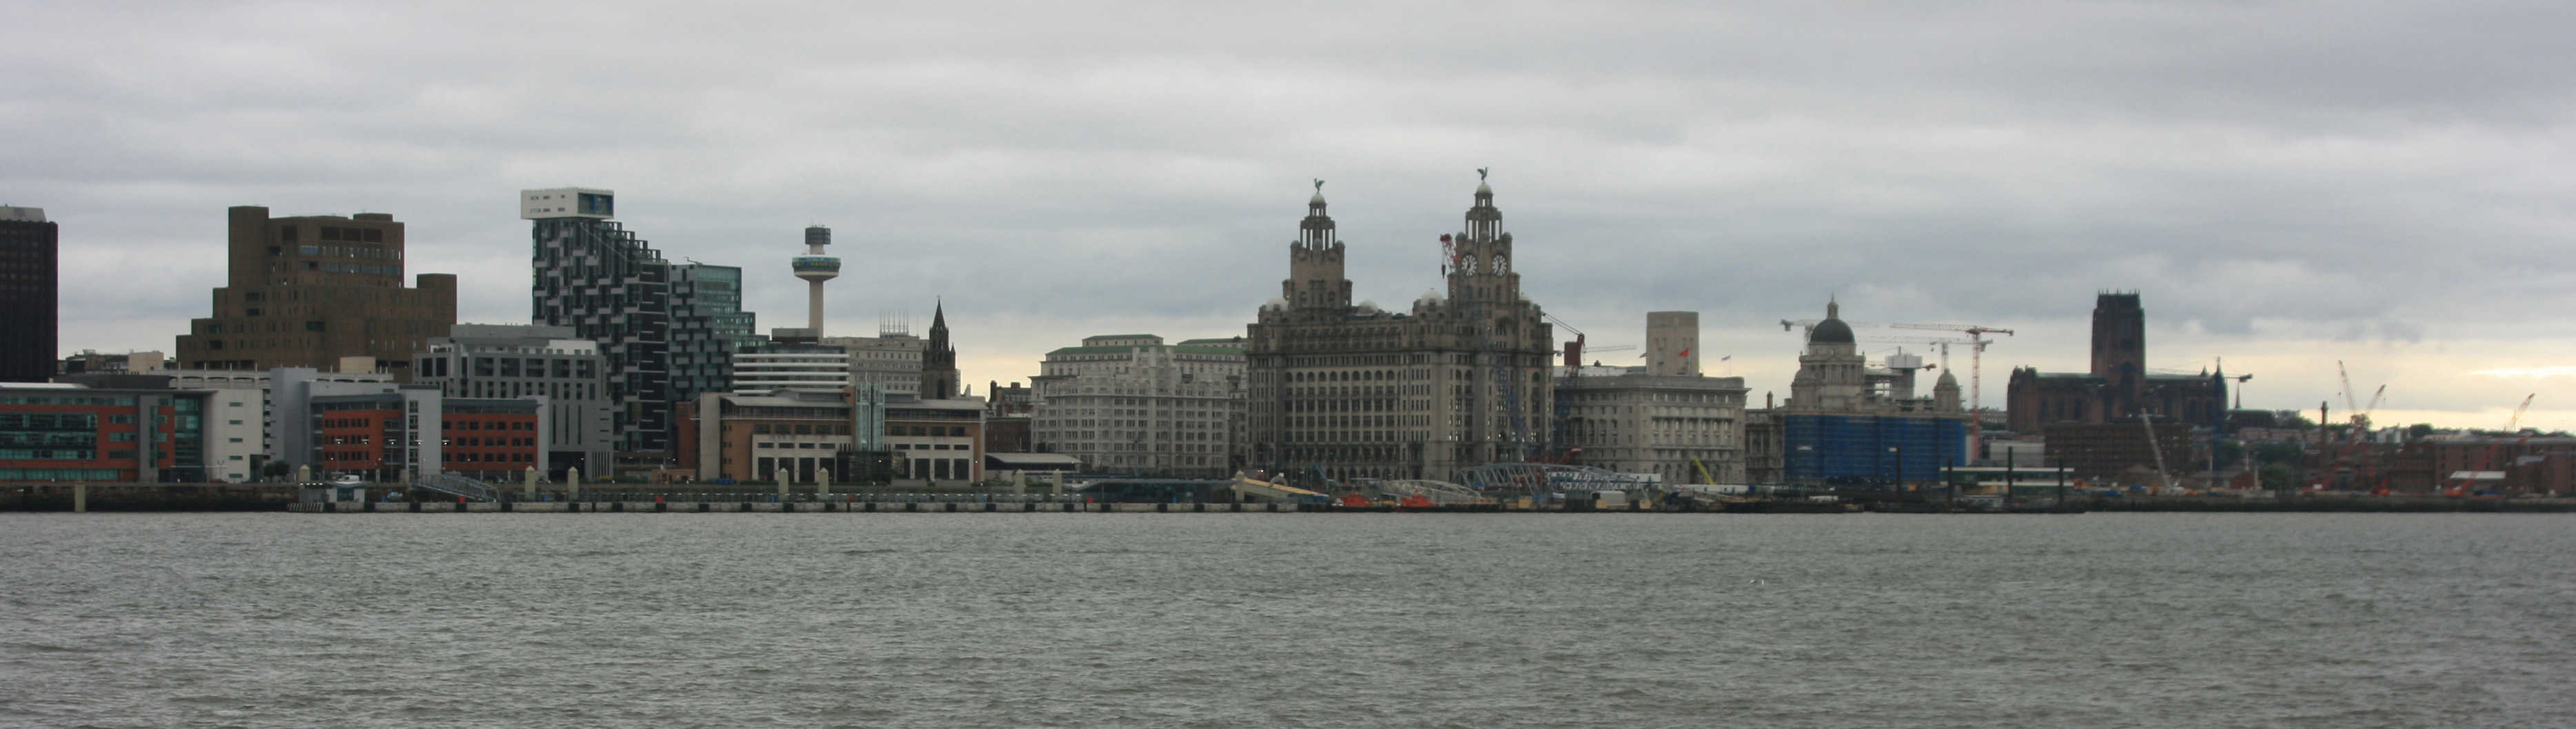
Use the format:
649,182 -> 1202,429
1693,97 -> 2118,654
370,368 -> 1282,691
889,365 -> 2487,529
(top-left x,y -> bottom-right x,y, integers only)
524,187 -> 671,452
173,206 -> 457,381
0,206 -> 57,383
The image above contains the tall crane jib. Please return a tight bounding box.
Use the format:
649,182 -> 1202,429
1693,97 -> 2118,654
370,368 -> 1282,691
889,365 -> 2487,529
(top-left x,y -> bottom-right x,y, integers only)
1888,321 -> 2014,461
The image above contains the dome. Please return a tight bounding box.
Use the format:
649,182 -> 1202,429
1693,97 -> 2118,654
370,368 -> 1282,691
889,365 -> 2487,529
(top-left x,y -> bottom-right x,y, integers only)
1310,190 -> 1326,206
1262,297 -> 1287,311
1808,317 -> 1854,345
1936,371 -> 1959,386
1475,181 -> 1493,197
1807,299 -> 1854,344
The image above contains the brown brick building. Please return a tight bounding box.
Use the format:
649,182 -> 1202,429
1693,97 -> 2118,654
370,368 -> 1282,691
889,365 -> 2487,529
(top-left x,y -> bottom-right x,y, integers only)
2008,292 -> 2227,433
174,206 -> 456,381
2043,419 -> 2196,486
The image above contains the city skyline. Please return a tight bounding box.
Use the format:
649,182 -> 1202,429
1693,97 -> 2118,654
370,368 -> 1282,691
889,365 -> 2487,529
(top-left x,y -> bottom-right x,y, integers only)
8,2 -> 2573,431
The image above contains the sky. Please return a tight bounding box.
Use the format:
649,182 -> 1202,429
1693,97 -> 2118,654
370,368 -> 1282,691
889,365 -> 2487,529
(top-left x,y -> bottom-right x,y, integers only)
6,1 -> 2574,431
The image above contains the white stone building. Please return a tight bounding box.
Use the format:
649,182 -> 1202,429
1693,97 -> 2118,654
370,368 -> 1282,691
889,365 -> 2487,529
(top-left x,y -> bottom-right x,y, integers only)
1031,334 -> 1247,477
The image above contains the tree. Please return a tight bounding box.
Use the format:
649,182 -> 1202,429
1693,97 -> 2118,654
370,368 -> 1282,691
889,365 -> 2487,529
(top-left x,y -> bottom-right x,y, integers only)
2272,410 -> 2311,429
2259,464 -> 2296,491
2250,441 -> 2306,466
2406,423 -> 2434,441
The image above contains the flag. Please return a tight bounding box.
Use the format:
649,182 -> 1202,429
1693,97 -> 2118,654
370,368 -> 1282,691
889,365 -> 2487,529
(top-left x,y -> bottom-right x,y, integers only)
1678,348 -> 1690,357
1718,355 -> 1731,361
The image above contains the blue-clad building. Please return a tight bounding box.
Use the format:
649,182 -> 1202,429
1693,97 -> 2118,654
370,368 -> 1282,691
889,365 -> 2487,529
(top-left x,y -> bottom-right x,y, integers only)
1768,300 -> 1970,485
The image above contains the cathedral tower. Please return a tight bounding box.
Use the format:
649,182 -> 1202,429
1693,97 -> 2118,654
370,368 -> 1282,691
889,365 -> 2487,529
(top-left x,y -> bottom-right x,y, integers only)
2090,292 -> 2145,417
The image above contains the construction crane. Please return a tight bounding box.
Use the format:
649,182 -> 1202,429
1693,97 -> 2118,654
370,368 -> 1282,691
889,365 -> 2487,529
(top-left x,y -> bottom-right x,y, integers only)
1542,313 -> 1634,463
1887,322 -> 2014,460
2141,412 -> 2174,493
2335,361 -> 2387,435
1780,317 -> 1876,336
2225,358 -> 2253,409
1858,336 -> 1974,373
2450,394 -> 2537,496
1547,312 -> 1634,368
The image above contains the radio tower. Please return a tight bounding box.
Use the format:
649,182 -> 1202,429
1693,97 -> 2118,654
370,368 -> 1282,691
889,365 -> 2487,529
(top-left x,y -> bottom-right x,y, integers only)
793,226 -> 840,336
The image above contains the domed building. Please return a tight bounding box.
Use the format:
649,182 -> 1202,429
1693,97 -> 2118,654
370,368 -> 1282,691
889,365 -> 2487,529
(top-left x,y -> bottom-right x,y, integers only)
1748,299 -> 1969,485
1245,177 -> 1555,482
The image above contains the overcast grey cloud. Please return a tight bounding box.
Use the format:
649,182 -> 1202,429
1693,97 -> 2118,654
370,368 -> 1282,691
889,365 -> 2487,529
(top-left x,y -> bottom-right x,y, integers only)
6,0 -> 2574,429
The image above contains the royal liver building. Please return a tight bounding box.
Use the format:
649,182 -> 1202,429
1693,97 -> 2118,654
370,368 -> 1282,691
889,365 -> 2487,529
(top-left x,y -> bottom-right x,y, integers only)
1246,177 -> 1554,483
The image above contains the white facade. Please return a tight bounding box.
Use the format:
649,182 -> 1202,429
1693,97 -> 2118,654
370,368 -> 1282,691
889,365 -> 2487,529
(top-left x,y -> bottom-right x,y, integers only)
820,333 -> 924,399
202,389 -> 261,482
519,188 -> 615,220
1556,368 -> 1750,485
731,348 -> 853,394
163,367 -> 393,470
1031,334 -> 1246,477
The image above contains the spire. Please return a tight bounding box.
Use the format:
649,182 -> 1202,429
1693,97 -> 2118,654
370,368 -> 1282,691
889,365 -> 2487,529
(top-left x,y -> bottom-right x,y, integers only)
931,299 -> 947,332
1826,297 -> 1839,321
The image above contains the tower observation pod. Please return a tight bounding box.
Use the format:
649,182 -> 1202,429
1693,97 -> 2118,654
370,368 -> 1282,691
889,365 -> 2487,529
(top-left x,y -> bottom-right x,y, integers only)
793,226 -> 840,335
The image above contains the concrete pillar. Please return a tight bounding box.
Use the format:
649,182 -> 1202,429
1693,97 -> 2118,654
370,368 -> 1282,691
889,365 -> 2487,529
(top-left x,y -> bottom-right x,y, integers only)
295,464 -> 311,483
567,466 -> 582,501
523,466 -> 538,500
73,482 -> 86,513
818,466 -> 831,499
776,466 -> 790,501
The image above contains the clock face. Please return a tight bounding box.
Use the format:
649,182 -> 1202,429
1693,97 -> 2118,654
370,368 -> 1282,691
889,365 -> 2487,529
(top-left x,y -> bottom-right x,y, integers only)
1494,254 -> 1508,274
1460,254 -> 1478,274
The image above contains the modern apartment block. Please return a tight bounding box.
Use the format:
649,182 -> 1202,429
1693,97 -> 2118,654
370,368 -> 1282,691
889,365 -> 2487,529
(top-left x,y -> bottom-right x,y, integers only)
524,188 -> 671,453
0,206 -> 57,383
1031,334 -> 1247,477
173,206 -> 458,381
411,323 -> 614,475
670,262 -> 760,403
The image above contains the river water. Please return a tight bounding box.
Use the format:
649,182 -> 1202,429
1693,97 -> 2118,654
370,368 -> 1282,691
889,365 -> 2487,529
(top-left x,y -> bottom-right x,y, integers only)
1,512 -> 2568,728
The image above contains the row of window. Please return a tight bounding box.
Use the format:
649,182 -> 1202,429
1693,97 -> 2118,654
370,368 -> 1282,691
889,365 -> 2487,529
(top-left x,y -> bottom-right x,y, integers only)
0,468 -> 122,480
0,396 -> 135,406
0,449 -> 97,460
281,226 -> 386,243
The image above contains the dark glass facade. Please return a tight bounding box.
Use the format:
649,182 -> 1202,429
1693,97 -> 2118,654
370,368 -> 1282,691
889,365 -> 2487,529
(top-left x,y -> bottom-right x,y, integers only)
531,217 -> 671,452
0,212 -> 58,383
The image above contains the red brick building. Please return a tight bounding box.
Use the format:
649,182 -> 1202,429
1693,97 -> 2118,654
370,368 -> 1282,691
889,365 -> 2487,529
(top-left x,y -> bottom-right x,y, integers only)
306,390 -> 544,482
0,384 -> 215,482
